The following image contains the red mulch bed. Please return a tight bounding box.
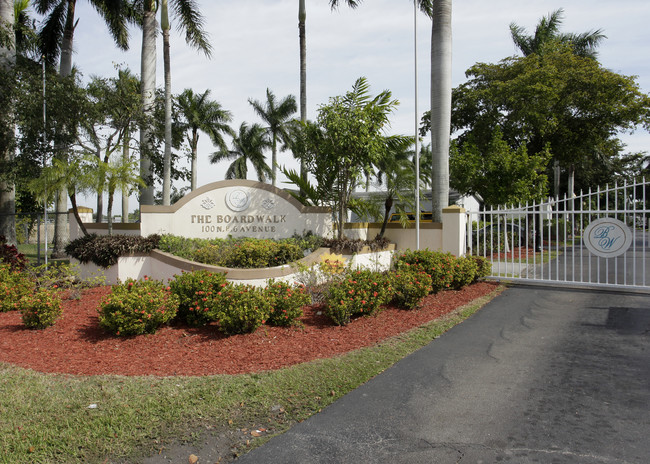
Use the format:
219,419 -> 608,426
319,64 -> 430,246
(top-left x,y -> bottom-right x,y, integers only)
0,282 -> 499,377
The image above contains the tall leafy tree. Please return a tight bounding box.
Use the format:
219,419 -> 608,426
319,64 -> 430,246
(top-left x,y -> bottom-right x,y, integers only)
248,88 -> 297,186
135,0 -> 211,207
177,88 -> 232,191
210,122 -> 271,182
0,0 -> 16,244
297,77 -> 400,238
35,0 -> 132,255
510,8 -> 605,60
451,49 -> 650,202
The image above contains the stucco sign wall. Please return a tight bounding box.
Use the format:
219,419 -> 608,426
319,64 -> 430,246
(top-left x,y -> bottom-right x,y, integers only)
140,180 -> 332,239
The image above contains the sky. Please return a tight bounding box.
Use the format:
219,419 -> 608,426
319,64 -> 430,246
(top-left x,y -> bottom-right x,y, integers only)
47,0 -> 650,208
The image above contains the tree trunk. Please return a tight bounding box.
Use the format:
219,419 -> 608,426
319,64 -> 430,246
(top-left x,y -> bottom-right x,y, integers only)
107,186 -> 114,236
298,0 -> 307,188
69,190 -> 88,237
271,136 -> 277,186
139,5 -> 157,207
430,0 -> 452,223
0,0 -> 16,245
52,0 -> 77,257
377,196 -> 394,239
121,130 -> 129,222
161,0 -> 172,205
95,146 -> 104,223
190,130 -> 199,190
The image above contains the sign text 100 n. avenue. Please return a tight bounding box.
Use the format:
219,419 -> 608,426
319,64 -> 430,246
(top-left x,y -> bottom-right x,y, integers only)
191,213 -> 288,234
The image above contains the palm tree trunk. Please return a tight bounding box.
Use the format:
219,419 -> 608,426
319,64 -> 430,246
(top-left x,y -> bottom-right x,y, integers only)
161,0 -> 172,205
139,3 -> 157,207
298,0 -> 307,188
121,129 -> 130,222
378,196 -> 394,239
69,190 -> 88,236
271,137 -> 277,186
430,0 -> 452,224
0,0 -> 16,245
52,0 -> 77,257
190,130 -> 199,190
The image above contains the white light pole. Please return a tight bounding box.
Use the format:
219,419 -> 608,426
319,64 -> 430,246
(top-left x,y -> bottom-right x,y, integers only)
42,57 -> 48,269
414,2 -> 420,250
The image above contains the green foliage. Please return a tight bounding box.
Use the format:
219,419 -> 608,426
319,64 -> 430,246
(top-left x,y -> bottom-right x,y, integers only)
214,284 -> 271,335
393,249 -> 456,293
325,269 -> 390,326
20,289 -> 63,329
390,269 -> 433,310
295,77 -> 401,238
470,256 -> 492,281
449,131 -> 550,206
98,278 -> 179,336
450,48 -> 650,199
169,270 -> 228,326
218,239 -> 303,269
265,279 -> 310,326
321,236 -> 391,254
65,234 -> 161,268
451,256 -> 479,290
0,264 -> 34,312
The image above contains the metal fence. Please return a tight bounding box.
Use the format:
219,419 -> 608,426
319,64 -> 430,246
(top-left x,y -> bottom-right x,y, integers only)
1,211 -> 70,265
466,179 -> 650,291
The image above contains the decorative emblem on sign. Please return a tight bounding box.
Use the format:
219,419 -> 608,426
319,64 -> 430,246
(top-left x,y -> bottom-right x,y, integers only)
225,188 -> 251,212
261,199 -> 277,210
200,197 -> 215,210
583,217 -> 632,258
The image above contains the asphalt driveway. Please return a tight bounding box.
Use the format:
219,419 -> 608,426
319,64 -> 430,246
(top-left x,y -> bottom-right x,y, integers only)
235,285 -> 650,463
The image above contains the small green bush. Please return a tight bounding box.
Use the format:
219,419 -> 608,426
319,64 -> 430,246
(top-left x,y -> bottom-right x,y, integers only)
390,269 -> 433,310
451,256 -> 479,290
214,284 -> 270,335
265,279 -> 310,326
169,270 -> 228,326
325,269 -> 390,326
0,264 -> 34,312
98,277 -> 179,336
471,256 -> 492,281
21,289 -> 63,329
219,239 -> 303,268
394,249 -> 456,293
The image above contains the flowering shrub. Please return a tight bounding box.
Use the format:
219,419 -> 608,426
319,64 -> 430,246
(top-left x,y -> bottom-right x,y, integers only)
169,270 -> 228,326
390,269 -> 433,310
214,284 -> 270,335
451,256 -> 479,289
394,249 -> 456,293
265,279 -> 310,326
471,256 -> 492,281
0,264 -> 34,312
325,269 -> 390,326
98,277 -> 179,336
319,253 -> 347,276
21,288 -> 63,329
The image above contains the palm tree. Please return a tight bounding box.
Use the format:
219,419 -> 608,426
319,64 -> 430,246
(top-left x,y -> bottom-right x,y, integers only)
510,8 -> 605,59
177,88 -> 233,191
35,0 -> 131,255
210,122 -> 271,182
428,0 -> 451,223
135,0 -> 211,207
293,0 -> 360,184
248,89 -> 297,186
0,0 -> 16,244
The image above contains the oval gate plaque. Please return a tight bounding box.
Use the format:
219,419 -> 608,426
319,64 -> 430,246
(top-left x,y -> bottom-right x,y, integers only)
583,217 -> 632,258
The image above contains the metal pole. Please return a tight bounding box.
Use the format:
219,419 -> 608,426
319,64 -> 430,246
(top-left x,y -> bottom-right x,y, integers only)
414,1 -> 420,250
42,57 -> 48,269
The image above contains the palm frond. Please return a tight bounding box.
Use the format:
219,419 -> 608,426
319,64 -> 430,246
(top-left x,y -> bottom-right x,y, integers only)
172,0 -> 212,56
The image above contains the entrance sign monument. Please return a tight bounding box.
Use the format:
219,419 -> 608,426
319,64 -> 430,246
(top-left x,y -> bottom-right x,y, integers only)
140,180 -> 332,239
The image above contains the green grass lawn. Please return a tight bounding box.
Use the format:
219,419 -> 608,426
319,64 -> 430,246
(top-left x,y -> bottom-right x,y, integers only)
0,286 -> 503,464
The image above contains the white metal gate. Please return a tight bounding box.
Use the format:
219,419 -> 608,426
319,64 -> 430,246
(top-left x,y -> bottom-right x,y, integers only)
466,179 -> 650,290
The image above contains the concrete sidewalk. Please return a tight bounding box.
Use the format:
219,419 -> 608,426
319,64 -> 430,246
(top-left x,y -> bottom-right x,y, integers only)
233,286 -> 650,463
